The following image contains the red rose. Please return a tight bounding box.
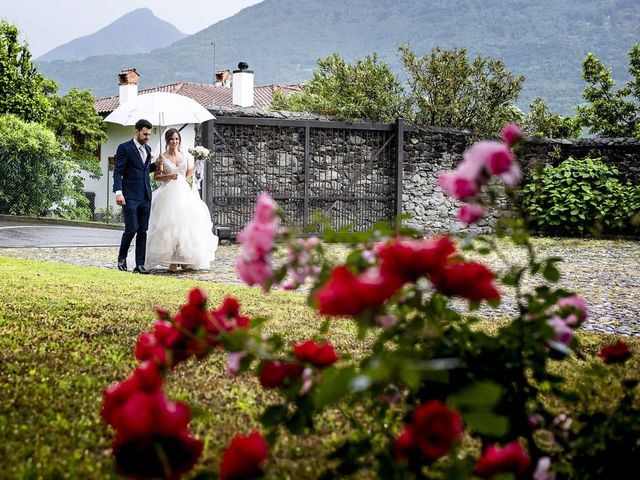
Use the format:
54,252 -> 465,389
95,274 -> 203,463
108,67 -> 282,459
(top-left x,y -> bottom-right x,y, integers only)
135,332 -> 168,366
102,362 -> 161,427
377,237 -> 455,281
259,361 -> 303,389
259,360 -> 288,388
474,440 -> 531,478
187,287 -> 207,308
430,261 -> 500,302
219,297 -> 241,317
411,400 -> 463,461
598,340 -> 632,364
393,426 -> 417,461
315,266 -> 403,316
220,431 -> 269,480
313,342 -> 339,367
293,340 -> 339,368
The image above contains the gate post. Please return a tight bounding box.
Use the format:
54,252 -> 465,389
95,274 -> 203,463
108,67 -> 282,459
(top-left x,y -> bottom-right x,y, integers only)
303,123 -> 310,232
201,119 -> 213,207
395,118 -> 405,232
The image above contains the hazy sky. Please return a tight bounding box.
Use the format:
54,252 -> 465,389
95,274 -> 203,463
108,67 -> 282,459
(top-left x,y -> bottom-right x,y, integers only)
1,0 -> 265,57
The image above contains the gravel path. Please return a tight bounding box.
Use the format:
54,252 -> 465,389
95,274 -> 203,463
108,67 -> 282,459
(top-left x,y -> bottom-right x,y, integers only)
1,237 -> 638,336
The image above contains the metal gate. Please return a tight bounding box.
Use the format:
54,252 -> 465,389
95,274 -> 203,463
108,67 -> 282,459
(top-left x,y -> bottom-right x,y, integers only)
201,117 -> 404,237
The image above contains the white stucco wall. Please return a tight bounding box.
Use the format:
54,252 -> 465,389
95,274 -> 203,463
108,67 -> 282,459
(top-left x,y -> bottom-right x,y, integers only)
82,123 -> 196,212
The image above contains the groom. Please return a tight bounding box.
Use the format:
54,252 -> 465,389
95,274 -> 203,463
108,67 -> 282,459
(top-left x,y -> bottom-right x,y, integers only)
113,119 -> 162,274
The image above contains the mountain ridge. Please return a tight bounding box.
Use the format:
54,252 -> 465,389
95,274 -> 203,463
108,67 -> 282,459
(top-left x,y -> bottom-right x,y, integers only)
37,8 -> 187,62
37,0 -> 639,114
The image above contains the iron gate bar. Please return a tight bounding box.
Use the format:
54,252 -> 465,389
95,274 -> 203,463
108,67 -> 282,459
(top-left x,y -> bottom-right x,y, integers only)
211,116 -> 395,131
395,118 -> 405,221
321,132 -> 396,216
303,124 -> 310,230
211,125 -> 264,190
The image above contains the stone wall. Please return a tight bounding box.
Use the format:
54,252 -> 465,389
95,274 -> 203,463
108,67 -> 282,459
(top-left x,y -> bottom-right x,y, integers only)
401,125 -> 640,235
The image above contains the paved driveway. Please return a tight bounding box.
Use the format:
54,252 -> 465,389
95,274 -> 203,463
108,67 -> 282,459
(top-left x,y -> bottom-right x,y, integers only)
0,220 -> 123,248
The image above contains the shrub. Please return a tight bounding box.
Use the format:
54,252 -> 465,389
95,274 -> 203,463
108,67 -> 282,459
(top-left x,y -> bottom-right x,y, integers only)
0,114 -> 69,216
523,156 -> 640,235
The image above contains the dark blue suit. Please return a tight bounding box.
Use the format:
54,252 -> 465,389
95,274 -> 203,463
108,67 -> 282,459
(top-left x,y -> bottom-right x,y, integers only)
113,139 -> 158,267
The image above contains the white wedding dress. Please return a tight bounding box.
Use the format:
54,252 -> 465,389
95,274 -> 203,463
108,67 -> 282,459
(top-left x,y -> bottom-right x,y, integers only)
145,152 -> 218,270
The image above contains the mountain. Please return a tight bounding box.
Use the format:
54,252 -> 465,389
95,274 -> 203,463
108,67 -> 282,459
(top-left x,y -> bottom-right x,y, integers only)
37,8 -> 186,62
37,0 -> 639,114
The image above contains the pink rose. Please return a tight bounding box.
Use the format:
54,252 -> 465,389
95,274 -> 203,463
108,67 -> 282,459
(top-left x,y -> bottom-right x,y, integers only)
501,123 -> 523,147
254,191 -> 278,223
546,316 -> 573,345
458,204 -> 485,224
438,172 -> 479,200
226,351 -> 247,377
557,295 -> 588,325
236,256 -> 274,288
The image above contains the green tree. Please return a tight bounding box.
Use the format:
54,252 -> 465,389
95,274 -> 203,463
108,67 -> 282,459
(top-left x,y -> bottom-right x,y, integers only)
45,88 -> 107,176
576,43 -> 640,137
0,114 -> 68,215
523,97 -> 582,138
0,20 -> 51,122
271,53 -> 408,122
400,45 -> 525,137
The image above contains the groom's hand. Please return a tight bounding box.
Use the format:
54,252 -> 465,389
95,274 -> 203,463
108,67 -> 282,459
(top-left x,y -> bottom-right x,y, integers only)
116,194 -> 126,205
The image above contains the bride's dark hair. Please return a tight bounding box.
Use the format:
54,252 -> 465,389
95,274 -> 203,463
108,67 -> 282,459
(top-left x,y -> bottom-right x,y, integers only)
164,128 -> 181,145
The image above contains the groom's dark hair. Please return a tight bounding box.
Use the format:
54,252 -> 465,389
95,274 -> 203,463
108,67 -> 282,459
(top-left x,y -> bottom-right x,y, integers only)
135,119 -> 152,130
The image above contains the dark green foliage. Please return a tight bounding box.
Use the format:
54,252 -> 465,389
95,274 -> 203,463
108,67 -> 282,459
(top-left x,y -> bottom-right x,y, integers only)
271,53 -> 408,122
0,114 -> 67,216
400,45 -> 524,137
0,20 -> 52,123
576,43 -> 640,138
45,88 -> 107,176
522,156 -> 640,235
523,97 -> 582,139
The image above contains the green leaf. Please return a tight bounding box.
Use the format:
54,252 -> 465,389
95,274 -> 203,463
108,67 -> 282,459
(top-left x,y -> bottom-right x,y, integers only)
312,366 -> 357,408
543,263 -> 560,282
448,381 -> 503,409
260,404 -> 288,429
463,412 -> 509,437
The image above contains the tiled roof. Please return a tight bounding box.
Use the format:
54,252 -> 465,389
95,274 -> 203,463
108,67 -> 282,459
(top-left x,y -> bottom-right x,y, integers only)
95,82 -> 301,114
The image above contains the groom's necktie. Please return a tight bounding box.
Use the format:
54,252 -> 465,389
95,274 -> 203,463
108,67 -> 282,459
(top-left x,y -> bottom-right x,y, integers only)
139,145 -> 148,165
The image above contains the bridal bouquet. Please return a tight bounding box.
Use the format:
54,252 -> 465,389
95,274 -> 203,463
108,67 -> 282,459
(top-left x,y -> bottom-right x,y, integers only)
188,145 -> 212,161
101,123 -> 638,480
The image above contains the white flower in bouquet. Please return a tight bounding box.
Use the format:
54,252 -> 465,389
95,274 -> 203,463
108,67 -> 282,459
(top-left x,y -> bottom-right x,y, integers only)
189,145 -> 211,161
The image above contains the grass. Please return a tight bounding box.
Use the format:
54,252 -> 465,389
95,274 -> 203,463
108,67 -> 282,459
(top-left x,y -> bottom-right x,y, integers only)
0,256 -> 638,479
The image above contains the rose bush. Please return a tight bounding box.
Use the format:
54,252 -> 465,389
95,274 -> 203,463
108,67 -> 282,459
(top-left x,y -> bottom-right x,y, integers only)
101,123 -> 638,479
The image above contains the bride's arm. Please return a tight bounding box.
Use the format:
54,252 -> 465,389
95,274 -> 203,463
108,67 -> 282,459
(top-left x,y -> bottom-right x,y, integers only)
185,152 -> 195,178
153,154 -> 177,181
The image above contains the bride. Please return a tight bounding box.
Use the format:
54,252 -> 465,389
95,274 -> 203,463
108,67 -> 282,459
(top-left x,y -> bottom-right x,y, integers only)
145,128 -> 218,271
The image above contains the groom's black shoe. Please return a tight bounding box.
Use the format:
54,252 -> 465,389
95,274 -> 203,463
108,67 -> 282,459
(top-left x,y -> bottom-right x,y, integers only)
133,266 -> 150,275
117,258 -> 127,271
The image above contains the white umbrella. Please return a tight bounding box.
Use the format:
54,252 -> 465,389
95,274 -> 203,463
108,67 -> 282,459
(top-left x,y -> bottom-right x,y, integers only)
104,91 -> 215,165
104,92 -> 215,126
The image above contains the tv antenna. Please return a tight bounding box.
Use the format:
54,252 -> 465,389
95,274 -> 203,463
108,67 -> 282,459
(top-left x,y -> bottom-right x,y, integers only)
201,41 -> 231,83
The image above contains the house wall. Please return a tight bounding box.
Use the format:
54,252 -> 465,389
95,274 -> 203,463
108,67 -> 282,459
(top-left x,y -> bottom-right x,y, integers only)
85,123 -> 196,213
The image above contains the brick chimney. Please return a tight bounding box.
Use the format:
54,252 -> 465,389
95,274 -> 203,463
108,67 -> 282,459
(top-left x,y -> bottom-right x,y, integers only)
118,68 -> 139,104
232,62 -> 254,108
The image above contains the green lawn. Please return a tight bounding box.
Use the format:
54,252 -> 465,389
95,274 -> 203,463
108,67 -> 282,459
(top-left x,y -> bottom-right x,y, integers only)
0,256 -> 637,479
